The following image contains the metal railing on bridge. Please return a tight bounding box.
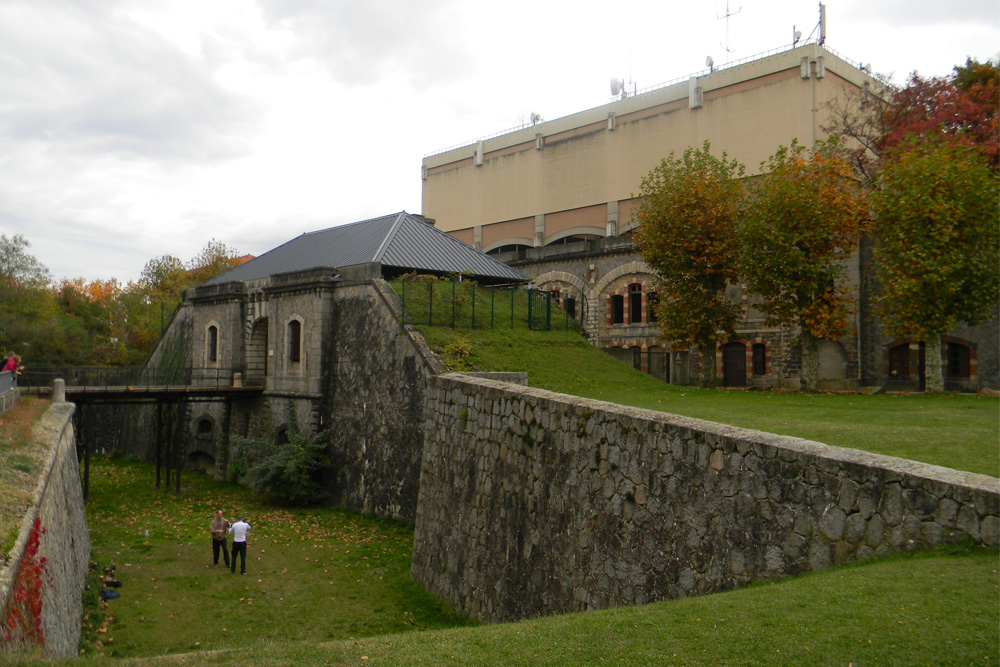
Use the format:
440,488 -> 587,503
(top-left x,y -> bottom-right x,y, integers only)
19,366 -> 254,391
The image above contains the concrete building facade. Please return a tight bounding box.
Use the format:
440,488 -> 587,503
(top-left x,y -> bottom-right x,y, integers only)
421,43 -> 999,391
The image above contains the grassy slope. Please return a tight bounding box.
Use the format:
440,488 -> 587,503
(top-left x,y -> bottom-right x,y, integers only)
108,546 -> 999,666
418,327 -> 1000,477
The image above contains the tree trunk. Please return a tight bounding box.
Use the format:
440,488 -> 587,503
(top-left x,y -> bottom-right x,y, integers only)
801,332 -> 819,391
699,341 -> 717,388
924,334 -> 944,392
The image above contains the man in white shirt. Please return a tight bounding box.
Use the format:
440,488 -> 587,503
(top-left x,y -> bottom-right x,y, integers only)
228,515 -> 251,575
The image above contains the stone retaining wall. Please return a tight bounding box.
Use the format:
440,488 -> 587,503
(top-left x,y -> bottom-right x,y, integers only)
412,373 -> 1000,623
0,397 -> 91,657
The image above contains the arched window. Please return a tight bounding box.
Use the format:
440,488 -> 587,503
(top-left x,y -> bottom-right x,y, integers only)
565,296 -> 577,319
647,291 -> 658,323
207,325 -> 218,364
628,283 -> 643,323
946,342 -> 970,378
632,346 -> 642,370
752,343 -> 766,376
610,295 -> 624,324
288,320 -> 302,363
888,343 -> 909,379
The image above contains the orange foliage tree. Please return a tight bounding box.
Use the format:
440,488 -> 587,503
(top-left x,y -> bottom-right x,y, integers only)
633,142 -> 745,387
738,139 -> 870,390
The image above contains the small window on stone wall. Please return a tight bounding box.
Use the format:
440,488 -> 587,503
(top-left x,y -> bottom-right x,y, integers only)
208,325 -> 218,364
888,343 -> 909,379
288,320 -> 302,363
752,343 -> 766,376
647,291 -> 658,323
628,283 -> 642,324
946,342 -> 970,378
610,295 -> 624,324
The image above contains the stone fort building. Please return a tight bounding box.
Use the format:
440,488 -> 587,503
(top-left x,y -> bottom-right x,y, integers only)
420,43 -> 999,391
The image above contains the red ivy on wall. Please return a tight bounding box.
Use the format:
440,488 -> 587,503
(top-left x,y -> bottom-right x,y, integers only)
3,517 -> 48,648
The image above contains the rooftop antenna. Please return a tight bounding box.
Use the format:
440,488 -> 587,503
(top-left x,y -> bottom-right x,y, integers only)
717,0 -> 742,62
706,55 -> 715,73
792,26 -> 802,47
529,112 -> 542,125
802,3 -> 827,47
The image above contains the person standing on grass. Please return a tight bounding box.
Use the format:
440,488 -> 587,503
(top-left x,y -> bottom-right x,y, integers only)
229,514 -> 251,575
210,510 -> 230,568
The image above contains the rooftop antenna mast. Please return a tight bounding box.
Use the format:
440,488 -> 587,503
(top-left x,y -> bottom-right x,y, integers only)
717,0 -> 742,62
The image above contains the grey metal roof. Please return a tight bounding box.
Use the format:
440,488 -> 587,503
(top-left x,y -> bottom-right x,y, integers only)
204,211 -> 528,286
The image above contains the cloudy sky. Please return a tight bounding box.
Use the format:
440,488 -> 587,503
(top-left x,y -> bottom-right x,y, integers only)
1,0 -> 997,283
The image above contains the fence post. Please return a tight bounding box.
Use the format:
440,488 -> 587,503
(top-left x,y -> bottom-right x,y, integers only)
428,278 -> 433,326
528,289 -> 533,331
451,279 -> 456,328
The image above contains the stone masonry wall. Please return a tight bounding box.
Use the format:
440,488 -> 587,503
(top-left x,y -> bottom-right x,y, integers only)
323,279 -> 446,521
0,398 -> 91,657
412,374 -> 1000,624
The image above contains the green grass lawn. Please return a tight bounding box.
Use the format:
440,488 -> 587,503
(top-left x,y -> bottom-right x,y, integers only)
46,458 -> 996,667
74,457 -> 471,661
416,326 -> 1000,477
123,546 -> 998,667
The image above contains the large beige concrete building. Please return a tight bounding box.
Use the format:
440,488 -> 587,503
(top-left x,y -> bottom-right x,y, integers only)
423,43 -> 864,253
421,43 -> 998,391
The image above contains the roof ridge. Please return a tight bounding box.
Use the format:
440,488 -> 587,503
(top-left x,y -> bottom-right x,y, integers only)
304,211 -> 404,237
372,212 -> 408,263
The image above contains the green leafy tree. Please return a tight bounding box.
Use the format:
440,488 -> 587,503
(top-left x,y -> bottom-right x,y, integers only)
870,137 -> 999,391
233,404 -> 332,506
633,142 -> 745,387
739,140 -> 869,390
0,235 -> 54,358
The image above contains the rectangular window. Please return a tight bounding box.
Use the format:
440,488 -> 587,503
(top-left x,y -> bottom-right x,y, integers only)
611,295 -> 624,324
752,343 -> 766,375
947,342 -> 970,378
288,320 -> 302,363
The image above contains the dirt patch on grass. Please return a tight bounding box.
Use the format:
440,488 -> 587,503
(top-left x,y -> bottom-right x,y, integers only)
0,396 -> 53,562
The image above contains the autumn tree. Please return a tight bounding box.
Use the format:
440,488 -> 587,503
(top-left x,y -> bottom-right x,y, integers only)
870,137 -> 999,392
634,142 -> 745,387
186,239 -> 244,283
825,58 -> 999,181
738,140 -> 869,390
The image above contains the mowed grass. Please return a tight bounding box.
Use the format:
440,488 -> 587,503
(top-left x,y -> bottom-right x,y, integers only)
416,327 -> 1000,477
79,544 -> 999,666
74,457 -> 471,661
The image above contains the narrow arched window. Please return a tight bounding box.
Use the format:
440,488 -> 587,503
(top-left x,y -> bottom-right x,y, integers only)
288,320 -> 302,363
565,297 -> 576,319
207,325 -> 218,364
628,283 -> 642,323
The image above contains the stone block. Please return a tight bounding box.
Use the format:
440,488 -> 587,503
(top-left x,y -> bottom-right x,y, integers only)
981,516 -> 999,547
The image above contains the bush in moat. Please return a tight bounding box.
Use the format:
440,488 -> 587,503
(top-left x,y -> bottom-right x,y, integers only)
233,403 -> 332,506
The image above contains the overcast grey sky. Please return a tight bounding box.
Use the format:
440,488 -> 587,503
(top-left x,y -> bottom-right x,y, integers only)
1,0 -> 997,283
